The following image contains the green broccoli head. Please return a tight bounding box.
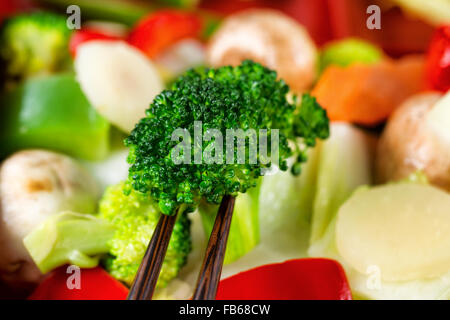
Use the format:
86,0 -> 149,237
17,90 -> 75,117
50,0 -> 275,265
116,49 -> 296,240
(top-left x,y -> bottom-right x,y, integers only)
0,11 -> 72,81
126,60 -> 329,215
99,181 -> 191,288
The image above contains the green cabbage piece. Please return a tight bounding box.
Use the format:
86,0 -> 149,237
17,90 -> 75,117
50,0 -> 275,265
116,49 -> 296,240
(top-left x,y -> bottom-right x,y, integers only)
23,212 -> 115,274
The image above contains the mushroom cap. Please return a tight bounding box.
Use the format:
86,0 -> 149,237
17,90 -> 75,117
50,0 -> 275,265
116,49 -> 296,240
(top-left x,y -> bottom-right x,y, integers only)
206,9 -> 317,93
0,150 -> 99,289
376,92 -> 450,191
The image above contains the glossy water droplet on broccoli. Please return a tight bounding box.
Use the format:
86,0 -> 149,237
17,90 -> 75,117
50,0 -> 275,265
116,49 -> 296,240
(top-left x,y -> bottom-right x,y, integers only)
125,60 -> 330,216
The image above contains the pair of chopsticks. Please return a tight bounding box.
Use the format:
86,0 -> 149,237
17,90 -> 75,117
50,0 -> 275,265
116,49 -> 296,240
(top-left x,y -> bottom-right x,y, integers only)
128,195 -> 236,300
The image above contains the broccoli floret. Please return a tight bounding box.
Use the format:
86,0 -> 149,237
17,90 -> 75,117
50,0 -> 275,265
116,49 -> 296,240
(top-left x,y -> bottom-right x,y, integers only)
99,181 -> 191,287
126,60 -> 330,215
0,11 -> 72,81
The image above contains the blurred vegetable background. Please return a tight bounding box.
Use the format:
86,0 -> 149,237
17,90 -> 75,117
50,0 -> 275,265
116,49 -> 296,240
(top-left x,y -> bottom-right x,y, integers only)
0,0 -> 448,301
1,0 -> 442,53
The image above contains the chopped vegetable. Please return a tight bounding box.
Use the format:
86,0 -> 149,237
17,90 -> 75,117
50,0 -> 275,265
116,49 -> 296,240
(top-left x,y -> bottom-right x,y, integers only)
206,9 -> 318,92
99,181 -> 192,288
0,0 -> 25,22
35,0 -> 151,26
198,179 -> 261,264
23,212 -> 115,274
326,0 -> 435,57
216,258 -> 352,300
156,0 -> 199,8
23,179 -> 192,289
336,183 -> 450,282
69,28 -> 122,57
0,11 -> 72,81
426,91 -> 450,146
376,92 -> 450,192
397,171 -> 429,185
0,73 -> 110,160
391,0 -> 450,26
310,182 -> 450,300
74,40 -> 164,133
312,55 -> 425,126
319,38 -> 384,74
125,60 -> 329,215
28,266 -> 128,300
425,25 -> 450,92
0,150 -> 99,289
154,38 -> 206,80
128,9 -> 202,58
82,148 -> 130,192
310,123 -> 374,245
258,147 -> 320,252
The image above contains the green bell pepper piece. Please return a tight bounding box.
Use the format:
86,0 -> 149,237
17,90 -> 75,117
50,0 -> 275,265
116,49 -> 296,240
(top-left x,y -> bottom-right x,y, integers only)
0,73 -> 110,160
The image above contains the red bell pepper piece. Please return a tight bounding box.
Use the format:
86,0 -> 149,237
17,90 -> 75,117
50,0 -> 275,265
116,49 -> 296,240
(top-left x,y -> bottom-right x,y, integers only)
69,28 -> 122,57
0,0 -> 33,23
216,258 -> 352,300
28,266 -> 128,300
426,25 -> 450,92
127,10 -> 202,58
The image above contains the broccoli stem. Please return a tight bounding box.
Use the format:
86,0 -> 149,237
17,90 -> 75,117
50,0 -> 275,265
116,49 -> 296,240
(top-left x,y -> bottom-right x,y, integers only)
198,178 -> 262,264
23,212 -> 115,274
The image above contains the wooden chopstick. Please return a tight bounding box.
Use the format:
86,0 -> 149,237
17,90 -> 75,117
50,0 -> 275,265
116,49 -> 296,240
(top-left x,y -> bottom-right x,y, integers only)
128,195 -> 236,300
127,212 -> 178,300
192,195 -> 236,300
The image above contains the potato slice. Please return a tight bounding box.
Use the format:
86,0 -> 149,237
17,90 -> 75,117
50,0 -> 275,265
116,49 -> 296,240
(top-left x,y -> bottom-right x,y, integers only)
336,183 -> 450,281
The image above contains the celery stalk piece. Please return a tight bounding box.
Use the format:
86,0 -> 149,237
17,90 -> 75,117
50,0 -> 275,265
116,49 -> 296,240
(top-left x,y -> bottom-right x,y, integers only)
24,212 -> 115,274
258,146 -> 320,253
198,179 -> 261,264
309,123 -> 374,246
0,73 -> 110,160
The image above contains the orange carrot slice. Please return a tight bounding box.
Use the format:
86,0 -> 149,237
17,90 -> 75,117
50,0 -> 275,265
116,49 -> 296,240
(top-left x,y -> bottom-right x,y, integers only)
312,55 -> 425,126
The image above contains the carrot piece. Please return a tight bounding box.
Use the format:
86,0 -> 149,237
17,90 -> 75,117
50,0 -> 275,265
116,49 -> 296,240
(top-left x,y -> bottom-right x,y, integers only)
312,55 -> 425,126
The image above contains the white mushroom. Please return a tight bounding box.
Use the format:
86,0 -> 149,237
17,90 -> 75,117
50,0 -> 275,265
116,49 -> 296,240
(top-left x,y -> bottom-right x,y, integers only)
0,150 -> 99,290
206,9 -> 318,93
376,92 -> 450,191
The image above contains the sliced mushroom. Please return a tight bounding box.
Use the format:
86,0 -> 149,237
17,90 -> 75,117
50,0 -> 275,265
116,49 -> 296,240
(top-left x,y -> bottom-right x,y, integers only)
0,150 -> 99,290
206,9 -> 318,92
